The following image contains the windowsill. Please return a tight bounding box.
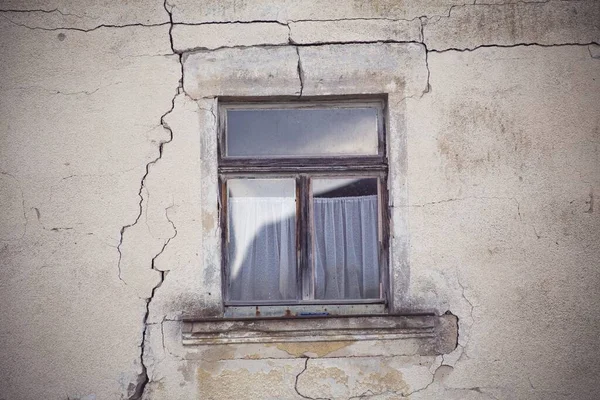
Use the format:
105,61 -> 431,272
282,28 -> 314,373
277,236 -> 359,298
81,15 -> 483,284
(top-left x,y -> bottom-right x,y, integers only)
181,313 -> 458,356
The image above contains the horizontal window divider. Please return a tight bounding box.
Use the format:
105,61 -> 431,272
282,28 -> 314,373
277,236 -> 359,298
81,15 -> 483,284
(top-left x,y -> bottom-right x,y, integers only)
219,165 -> 388,175
220,156 -> 385,166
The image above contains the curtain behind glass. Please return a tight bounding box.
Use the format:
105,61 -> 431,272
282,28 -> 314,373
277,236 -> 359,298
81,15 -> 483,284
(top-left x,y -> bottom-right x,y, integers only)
227,195 -> 379,301
314,195 -> 379,299
228,197 -> 296,301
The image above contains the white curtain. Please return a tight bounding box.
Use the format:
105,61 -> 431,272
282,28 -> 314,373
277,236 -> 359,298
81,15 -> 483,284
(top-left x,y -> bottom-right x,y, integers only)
228,197 -> 296,301
228,195 -> 379,301
313,195 -> 379,299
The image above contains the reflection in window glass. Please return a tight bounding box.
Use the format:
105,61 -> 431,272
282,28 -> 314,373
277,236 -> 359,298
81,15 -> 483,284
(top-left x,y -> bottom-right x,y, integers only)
226,107 -> 379,157
312,178 -> 380,300
227,179 -> 297,301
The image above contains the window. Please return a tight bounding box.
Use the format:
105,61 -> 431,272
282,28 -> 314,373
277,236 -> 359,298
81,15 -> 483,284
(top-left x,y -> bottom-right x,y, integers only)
218,99 -> 389,309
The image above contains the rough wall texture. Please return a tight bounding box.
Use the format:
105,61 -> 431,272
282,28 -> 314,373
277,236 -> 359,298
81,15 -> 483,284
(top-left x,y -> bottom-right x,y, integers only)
0,1 -> 598,399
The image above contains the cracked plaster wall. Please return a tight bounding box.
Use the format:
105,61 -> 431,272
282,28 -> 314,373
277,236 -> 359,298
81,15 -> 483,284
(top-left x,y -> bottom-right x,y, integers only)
0,0 -> 599,399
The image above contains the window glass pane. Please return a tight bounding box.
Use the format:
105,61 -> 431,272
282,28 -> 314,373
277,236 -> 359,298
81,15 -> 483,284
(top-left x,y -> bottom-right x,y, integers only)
227,178 -> 297,301
312,178 -> 380,300
226,107 -> 379,157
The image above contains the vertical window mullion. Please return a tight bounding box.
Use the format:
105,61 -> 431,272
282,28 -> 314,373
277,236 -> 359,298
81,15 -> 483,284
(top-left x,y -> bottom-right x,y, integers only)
299,175 -> 314,300
376,176 -> 383,300
295,176 -> 303,301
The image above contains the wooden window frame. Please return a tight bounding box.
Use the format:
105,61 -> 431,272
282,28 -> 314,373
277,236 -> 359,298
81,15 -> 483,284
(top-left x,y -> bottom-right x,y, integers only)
218,97 -> 390,308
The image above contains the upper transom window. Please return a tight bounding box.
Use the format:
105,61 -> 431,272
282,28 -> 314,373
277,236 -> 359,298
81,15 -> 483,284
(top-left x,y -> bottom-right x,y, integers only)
225,106 -> 380,157
218,99 -> 389,308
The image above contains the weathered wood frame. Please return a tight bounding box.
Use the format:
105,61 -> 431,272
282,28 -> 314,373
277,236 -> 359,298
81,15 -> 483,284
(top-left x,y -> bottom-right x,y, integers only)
217,98 -> 390,309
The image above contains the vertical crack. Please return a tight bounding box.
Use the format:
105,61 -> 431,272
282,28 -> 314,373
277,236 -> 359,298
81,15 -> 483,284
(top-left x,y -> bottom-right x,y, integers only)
294,357 -> 331,400
286,22 -> 293,45
126,1 -> 183,398
406,357 -> 444,396
295,46 -> 304,97
165,0 -> 184,90
457,275 -> 475,325
130,208 -> 177,399
419,16 -> 426,43
455,274 -> 475,364
419,17 -> 431,97
423,46 -> 431,96
293,357 -> 310,399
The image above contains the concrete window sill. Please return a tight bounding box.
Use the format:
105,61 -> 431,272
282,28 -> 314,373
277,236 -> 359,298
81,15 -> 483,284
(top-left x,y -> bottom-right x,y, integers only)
181,314 -> 457,356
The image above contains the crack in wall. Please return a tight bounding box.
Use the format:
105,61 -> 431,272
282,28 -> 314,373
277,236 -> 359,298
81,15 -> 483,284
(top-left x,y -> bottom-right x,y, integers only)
172,37 -> 597,107
172,40 -> 421,54
292,356 -> 451,399
124,1 -> 183,398
455,275 -> 475,364
347,389 -> 405,399
175,19 -> 290,27
429,41 -> 600,53
295,46 -> 305,96
407,195 -> 522,208
587,44 -> 600,59
0,8 -> 86,18
170,0 -> 476,26
420,18 -> 432,96
0,12 -> 169,32
405,357 -> 445,397
425,2 -> 477,24
292,356 -> 446,399
289,16 -> 423,23
475,0 -> 555,5
130,208 -> 178,399
159,11 -> 600,111
294,358 -> 331,400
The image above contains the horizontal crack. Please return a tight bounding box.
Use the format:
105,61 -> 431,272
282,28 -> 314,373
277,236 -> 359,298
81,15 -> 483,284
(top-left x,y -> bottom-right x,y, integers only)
407,195 -> 522,208
172,16 -> 425,25
0,8 -> 88,18
176,40 -> 424,54
289,16 -> 423,23
173,19 -> 289,27
429,41 -> 600,53
175,37 -> 599,56
474,0 -> 552,5
0,14 -> 169,32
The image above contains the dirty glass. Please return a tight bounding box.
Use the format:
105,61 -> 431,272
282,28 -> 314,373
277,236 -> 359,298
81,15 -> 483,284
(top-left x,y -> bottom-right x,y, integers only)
312,178 -> 380,300
227,178 -> 297,301
226,107 -> 379,157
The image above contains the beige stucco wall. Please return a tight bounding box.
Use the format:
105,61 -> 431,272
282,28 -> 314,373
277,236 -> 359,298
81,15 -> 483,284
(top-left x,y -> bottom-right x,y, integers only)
0,1 -> 599,399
